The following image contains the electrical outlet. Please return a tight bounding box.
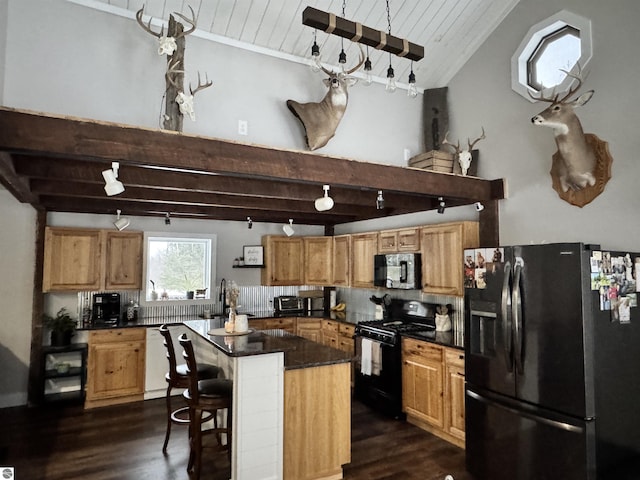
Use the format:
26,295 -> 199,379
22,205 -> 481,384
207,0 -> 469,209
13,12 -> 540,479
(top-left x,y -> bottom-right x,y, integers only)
238,120 -> 248,136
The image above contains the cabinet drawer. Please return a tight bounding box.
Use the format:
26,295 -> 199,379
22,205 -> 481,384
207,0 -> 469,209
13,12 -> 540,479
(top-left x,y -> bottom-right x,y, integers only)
445,348 -> 465,368
89,328 -> 146,344
322,320 -> 339,333
402,338 -> 443,362
296,318 -> 322,329
339,323 -> 355,337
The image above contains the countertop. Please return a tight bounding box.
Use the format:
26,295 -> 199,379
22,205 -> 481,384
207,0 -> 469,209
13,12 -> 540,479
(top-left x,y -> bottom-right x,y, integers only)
182,319 -> 353,370
78,310 -> 463,350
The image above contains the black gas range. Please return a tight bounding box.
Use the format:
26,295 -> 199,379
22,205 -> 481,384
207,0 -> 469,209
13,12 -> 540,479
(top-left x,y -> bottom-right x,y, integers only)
354,300 -> 437,419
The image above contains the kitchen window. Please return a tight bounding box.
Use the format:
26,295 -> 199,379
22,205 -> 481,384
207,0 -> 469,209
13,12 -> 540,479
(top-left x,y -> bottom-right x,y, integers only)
143,232 -> 217,303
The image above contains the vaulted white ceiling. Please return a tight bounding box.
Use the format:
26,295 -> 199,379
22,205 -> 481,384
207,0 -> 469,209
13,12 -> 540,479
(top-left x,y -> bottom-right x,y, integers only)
69,0 -> 520,92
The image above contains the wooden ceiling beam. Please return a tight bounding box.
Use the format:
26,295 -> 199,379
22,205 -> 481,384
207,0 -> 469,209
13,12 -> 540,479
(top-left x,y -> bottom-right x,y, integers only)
0,108 -> 504,203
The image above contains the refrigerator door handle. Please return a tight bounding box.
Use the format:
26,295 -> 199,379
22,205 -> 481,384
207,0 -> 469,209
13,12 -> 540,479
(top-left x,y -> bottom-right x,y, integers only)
512,258 -> 524,374
501,261 -> 513,372
467,389 -> 585,434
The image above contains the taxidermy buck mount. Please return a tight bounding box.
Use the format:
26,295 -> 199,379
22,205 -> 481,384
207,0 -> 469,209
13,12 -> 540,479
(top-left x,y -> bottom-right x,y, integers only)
530,69 -> 612,207
136,6 -> 212,132
287,47 -> 365,150
442,127 -> 486,176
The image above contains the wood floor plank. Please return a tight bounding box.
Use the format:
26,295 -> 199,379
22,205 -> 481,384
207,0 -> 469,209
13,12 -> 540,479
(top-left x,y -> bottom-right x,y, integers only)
0,397 -> 474,480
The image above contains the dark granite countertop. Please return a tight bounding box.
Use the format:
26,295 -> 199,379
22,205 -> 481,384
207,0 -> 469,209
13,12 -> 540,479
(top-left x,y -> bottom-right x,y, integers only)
401,330 -> 463,350
182,319 -> 353,370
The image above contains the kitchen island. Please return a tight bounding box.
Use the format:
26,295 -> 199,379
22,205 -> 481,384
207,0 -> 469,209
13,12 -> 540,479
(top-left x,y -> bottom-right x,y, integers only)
183,319 -> 353,480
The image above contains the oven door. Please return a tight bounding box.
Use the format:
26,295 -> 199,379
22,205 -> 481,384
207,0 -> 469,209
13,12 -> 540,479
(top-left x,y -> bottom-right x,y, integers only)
354,334 -> 404,419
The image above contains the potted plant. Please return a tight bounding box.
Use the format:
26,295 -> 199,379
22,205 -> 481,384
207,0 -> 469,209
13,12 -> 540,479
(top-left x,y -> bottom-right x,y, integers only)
44,307 -> 77,347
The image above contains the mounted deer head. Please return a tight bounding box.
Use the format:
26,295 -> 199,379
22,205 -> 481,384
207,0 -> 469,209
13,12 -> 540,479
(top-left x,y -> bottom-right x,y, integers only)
442,127 -> 485,176
286,47 -> 365,150
530,69 -> 596,192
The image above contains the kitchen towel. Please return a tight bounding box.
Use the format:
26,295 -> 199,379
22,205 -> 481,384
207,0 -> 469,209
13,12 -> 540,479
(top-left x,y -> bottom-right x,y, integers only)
371,340 -> 382,375
361,338 -> 373,376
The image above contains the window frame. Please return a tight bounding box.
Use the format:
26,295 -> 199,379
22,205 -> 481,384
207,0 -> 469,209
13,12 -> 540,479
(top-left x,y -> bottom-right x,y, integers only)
141,231 -> 217,307
511,10 -> 592,102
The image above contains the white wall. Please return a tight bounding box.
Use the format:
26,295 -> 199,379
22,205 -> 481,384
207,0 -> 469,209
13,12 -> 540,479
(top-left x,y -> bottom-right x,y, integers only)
0,0 -> 6,102
0,189 -> 37,407
447,0 -> 640,251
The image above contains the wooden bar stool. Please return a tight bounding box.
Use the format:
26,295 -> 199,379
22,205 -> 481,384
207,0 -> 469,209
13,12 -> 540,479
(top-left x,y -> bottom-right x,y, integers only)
158,325 -> 220,453
179,333 -> 233,480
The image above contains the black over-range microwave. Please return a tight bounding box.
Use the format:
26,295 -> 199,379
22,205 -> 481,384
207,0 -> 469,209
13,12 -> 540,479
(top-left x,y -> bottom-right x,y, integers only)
374,253 -> 422,290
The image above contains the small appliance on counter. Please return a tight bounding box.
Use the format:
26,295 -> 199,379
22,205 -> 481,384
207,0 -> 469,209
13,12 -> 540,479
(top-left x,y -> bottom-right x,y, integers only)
92,293 -> 121,325
274,295 -> 304,315
299,290 -> 326,314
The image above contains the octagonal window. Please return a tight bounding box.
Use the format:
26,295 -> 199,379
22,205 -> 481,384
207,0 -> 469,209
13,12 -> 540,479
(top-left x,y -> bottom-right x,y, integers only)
511,11 -> 592,101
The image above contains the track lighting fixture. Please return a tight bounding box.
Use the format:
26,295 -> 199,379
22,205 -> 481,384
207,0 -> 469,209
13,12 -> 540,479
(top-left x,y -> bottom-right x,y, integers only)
314,184 -> 334,212
113,209 -> 130,231
165,212 -> 171,225
376,190 -> 385,210
247,216 -> 253,229
474,202 -> 485,212
437,197 -> 446,214
283,219 -> 295,237
102,161 -> 125,196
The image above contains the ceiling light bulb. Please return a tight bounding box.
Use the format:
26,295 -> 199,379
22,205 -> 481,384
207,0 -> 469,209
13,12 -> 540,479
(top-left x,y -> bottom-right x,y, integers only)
310,32 -> 321,73
407,70 -> 418,98
314,184 -> 334,212
362,56 -> 373,86
385,65 -> 396,93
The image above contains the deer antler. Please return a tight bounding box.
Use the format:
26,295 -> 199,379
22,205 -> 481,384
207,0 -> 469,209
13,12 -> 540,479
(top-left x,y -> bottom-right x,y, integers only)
442,131 -> 461,155
468,127 -> 486,151
528,63 -> 584,104
344,46 -> 366,75
190,72 -> 213,96
173,6 -> 197,39
165,59 -> 184,92
136,7 -> 164,38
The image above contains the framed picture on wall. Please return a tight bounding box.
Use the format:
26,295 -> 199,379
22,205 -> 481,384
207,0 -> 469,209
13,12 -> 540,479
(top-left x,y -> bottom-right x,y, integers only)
243,245 -> 264,266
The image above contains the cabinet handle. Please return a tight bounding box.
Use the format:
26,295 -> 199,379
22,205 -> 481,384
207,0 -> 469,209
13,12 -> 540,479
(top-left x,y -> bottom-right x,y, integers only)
457,372 -> 465,377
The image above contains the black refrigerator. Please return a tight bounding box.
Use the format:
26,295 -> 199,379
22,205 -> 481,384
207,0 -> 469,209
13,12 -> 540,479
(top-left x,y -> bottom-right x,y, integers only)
464,243 -> 640,480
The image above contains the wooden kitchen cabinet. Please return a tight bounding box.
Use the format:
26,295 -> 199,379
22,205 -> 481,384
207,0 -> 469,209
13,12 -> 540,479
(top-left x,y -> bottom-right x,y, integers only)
332,235 -> 351,286
85,328 -> 146,409
104,231 -> 143,290
338,322 -> 355,354
402,338 -> 444,429
43,227 -> 102,291
378,228 -> 421,253
296,318 -> 322,343
321,319 -> 340,349
303,236 -> 333,286
420,221 -> 479,296
444,349 -> 466,445
43,227 -> 143,292
350,232 -> 377,288
253,317 -> 296,334
261,236 -> 304,286
402,337 -> 465,448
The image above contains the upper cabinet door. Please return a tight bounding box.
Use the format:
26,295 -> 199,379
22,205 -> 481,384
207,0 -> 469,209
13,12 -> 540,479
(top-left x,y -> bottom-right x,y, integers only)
104,231 -> 143,290
379,228 -> 420,253
43,227 -> 102,292
332,235 -> 351,287
304,236 -> 333,286
351,232 -> 377,288
262,236 -> 304,286
420,222 -> 478,296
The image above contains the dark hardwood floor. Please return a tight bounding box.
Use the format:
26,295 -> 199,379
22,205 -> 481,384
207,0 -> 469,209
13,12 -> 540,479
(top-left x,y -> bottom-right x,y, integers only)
0,397 -> 473,480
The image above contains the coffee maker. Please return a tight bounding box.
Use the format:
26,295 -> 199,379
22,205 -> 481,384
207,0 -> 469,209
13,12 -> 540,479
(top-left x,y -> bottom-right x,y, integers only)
92,293 -> 121,325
